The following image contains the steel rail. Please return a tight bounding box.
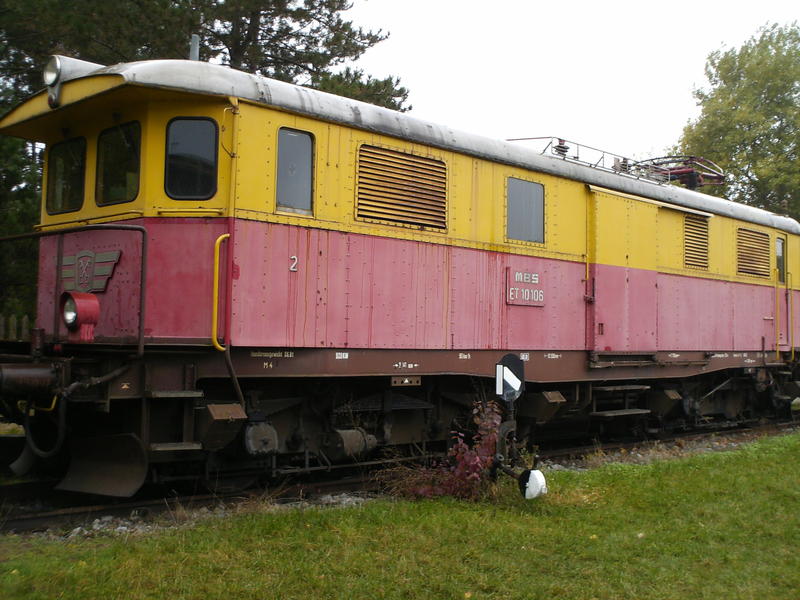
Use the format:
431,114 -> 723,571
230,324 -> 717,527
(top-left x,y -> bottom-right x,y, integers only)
1,475 -> 381,534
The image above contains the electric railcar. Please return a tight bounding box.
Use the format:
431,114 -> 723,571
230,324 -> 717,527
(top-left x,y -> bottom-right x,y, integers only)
0,55 -> 797,496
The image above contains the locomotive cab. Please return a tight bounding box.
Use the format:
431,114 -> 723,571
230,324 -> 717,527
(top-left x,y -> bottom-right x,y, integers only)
0,58 -> 243,494
1,59 -> 238,348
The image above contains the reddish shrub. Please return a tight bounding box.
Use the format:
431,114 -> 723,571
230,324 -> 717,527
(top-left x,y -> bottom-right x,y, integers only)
378,400 -> 503,500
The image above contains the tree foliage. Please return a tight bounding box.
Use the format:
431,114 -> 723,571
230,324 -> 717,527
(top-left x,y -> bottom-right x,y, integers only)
0,135 -> 39,316
678,23 -> 800,218
313,67 -> 409,111
0,0 -> 409,108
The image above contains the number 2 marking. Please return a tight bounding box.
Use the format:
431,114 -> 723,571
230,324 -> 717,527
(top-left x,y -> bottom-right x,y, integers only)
289,255 -> 298,272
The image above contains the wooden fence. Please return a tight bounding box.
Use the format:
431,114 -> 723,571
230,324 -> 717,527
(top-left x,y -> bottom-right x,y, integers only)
0,314 -> 31,341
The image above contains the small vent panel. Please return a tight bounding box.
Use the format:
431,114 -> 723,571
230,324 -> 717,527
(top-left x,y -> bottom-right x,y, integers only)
684,214 -> 709,269
736,228 -> 770,278
357,145 -> 447,229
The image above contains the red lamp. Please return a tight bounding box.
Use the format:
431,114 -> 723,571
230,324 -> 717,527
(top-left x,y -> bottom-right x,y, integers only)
59,291 -> 100,342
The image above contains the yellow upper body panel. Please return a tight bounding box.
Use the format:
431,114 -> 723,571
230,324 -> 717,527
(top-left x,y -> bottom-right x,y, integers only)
231,101 -> 586,262
1,74 -> 794,289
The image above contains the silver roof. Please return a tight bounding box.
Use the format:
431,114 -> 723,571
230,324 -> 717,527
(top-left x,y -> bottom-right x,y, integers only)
81,59 -> 799,234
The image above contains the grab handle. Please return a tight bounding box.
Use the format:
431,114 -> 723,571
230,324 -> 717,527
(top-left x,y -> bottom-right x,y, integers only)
211,233 -> 231,351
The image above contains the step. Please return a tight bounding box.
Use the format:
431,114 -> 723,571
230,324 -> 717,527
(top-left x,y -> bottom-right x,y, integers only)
590,408 -> 652,419
146,390 -> 205,399
149,442 -> 202,452
592,385 -> 651,393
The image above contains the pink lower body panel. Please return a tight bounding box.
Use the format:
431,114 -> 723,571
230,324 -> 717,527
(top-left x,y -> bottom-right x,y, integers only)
230,221 -> 587,350
37,219 -> 229,343
592,263 -> 793,352
41,218 -> 792,352
228,221 -> 794,353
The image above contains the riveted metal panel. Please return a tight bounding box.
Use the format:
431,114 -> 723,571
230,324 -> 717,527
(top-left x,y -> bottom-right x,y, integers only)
230,220 -> 586,351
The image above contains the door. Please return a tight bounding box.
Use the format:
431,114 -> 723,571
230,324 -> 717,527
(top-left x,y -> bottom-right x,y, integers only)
775,235 -> 791,350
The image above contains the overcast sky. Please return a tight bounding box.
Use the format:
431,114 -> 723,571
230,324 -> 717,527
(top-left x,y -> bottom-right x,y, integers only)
345,0 -> 797,160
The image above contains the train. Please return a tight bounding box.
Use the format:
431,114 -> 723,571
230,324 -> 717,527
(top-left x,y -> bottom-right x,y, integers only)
1,54 -> 798,496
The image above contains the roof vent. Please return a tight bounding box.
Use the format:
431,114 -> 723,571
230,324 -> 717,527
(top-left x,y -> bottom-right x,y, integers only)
189,34 -> 200,61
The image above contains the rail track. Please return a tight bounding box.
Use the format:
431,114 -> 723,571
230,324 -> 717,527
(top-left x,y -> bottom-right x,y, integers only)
537,419 -> 798,462
2,420 -> 796,535
0,474 -> 380,534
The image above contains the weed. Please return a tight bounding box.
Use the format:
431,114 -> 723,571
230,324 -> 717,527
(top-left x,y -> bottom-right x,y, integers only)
377,400 -> 502,500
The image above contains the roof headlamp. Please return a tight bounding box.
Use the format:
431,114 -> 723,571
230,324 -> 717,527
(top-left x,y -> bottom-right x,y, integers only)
43,55 -> 61,86
42,55 -> 104,108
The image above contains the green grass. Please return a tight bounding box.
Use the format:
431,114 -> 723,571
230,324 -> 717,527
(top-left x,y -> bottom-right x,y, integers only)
0,423 -> 23,435
2,432 -> 799,600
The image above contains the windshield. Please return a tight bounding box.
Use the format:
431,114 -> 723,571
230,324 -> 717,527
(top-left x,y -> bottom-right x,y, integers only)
96,121 -> 141,205
46,137 -> 86,214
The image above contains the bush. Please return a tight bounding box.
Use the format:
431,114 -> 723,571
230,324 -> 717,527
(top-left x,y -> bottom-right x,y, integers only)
378,400 -> 502,500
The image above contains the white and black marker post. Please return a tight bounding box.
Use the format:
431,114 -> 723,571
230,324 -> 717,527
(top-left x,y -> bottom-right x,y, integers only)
494,354 -> 547,499
495,353 -> 525,407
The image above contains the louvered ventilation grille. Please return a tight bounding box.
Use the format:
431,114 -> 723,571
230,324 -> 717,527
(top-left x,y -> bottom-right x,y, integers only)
737,228 -> 770,277
684,214 -> 709,269
357,145 -> 447,229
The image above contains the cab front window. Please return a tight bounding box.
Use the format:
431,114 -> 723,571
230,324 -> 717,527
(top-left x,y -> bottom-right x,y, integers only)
46,137 -> 86,214
96,121 -> 141,206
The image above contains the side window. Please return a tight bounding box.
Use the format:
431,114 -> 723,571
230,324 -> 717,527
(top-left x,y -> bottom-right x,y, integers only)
506,177 -> 544,243
776,237 -> 786,283
96,121 -> 141,206
276,128 -> 313,213
46,137 -> 86,214
165,118 -> 217,200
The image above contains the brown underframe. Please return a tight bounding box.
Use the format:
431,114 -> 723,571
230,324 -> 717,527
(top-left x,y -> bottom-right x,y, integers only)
111,346 -> 784,387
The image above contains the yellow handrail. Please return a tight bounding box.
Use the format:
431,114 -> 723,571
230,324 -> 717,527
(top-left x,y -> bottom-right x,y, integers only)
35,395 -> 59,412
156,208 -> 224,216
789,272 -> 795,361
34,210 -> 145,230
775,268 -> 780,361
212,233 -> 231,352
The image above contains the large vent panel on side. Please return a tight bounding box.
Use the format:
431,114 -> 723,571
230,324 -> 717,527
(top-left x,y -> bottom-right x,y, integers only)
684,214 -> 709,269
356,145 -> 447,230
736,228 -> 770,278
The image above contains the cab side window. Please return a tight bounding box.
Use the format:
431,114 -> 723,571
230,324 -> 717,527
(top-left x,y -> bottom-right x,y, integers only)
276,128 -> 313,213
46,137 -> 86,214
506,177 -> 544,243
96,121 -> 140,206
165,118 -> 217,200
777,237 -> 786,283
